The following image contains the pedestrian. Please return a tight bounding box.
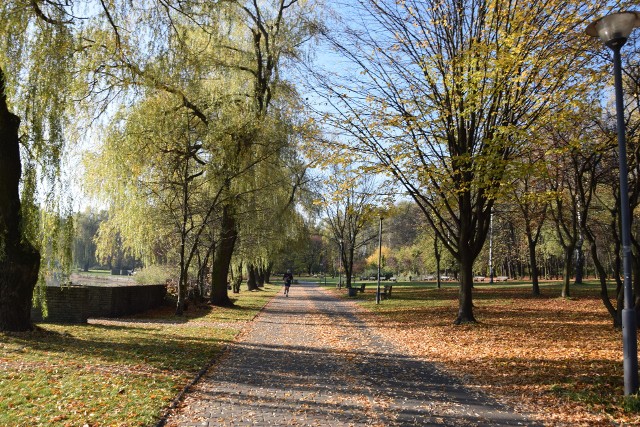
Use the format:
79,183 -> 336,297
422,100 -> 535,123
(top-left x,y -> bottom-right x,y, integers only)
283,269 -> 293,297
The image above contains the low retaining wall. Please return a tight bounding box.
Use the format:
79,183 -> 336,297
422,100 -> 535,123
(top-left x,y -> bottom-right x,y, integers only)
32,284 -> 167,324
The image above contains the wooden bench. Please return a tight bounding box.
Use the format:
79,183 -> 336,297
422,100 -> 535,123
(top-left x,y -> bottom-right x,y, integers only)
358,283 -> 366,293
474,276 -> 485,282
495,276 -> 509,282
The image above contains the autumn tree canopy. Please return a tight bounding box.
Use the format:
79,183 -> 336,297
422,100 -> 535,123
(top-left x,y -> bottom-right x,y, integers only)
310,0 -> 611,323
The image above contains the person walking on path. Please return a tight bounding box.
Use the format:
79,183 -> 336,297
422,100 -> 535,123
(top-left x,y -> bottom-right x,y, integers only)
282,269 -> 293,297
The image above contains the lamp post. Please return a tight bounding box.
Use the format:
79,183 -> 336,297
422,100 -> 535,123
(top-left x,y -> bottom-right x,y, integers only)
587,11 -> 640,396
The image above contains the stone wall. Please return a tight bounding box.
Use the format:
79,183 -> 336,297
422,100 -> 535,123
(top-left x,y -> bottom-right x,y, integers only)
32,284 -> 167,324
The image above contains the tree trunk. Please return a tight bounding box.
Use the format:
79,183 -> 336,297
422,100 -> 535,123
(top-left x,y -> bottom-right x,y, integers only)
0,68 -> 41,331
265,262 -> 273,284
574,238 -> 584,285
528,237 -> 540,296
232,261 -> 242,293
434,236 -> 442,289
256,265 -> 265,287
589,240 -> 620,327
197,247 -> 211,301
176,273 -> 187,315
561,246 -> 573,298
344,246 -> 354,288
210,204 -> 236,306
176,229 -> 188,315
455,249 -> 476,324
247,264 -> 259,291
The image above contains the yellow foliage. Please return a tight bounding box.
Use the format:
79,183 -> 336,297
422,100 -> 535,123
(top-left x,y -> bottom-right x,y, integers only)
365,246 -> 391,267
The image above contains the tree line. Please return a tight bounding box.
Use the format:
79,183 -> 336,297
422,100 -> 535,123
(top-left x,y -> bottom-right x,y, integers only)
0,0 -> 320,331
2,0 -> 640,332
306,0 -> 640,326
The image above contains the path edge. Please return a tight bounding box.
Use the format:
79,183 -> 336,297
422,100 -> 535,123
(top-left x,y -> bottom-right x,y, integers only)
154,289 -> 281,427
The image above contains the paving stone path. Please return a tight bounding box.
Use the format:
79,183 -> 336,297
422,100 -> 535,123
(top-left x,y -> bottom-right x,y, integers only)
165,282 -> 538,426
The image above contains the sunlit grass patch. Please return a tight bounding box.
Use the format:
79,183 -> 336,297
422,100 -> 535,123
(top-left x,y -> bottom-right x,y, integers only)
0,285 -> 278,426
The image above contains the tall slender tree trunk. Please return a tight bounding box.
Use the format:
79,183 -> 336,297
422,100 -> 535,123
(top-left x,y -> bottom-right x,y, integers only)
0,68 -> 41,331
210,204 -> 236,306
587,239 -> 620,327
574,238 -> 584,285
197,247 -> 211,301
176,214 -> 188,315
611,219 -> 626,326
561,246 -> 573,298
434,236 -> 442,289
527,237 -> 540,296
175,140 -> 191,316
231,261 -> 242,293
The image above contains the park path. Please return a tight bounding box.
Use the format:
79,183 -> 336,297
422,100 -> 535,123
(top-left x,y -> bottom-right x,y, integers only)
164,282 -> 537,426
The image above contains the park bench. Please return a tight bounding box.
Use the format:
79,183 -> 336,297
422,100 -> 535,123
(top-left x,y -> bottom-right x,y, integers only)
495,276 -> 509,282
358,283 -> 366,293
474,276 -> 485,282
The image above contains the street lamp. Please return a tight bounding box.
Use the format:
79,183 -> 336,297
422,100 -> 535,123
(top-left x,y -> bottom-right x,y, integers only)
587,11 -> 640,396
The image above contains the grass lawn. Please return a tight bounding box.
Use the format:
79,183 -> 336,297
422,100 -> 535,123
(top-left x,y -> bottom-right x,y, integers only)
75,269 -> 112,276
328,280 -> 640,426
0,285 -> 278,427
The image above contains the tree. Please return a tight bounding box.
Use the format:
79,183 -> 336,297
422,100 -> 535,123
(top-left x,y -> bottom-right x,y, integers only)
547,136 -> 582,298
0,69 -> 41,331
509,149 -> 550,295
0,1 -> 75,331
386,202 -> 421,248
311,0 -> 601,323
73,209 -> 105,272
301,232 -> 326,275
81,0 -> 318,308
579,123 -> 624,327
320,168 -> 381,289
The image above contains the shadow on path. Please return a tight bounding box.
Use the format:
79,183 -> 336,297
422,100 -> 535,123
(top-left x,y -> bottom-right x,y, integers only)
166,282 -> 539,426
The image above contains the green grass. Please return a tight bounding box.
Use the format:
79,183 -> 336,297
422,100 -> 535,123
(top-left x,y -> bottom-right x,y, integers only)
75,269 -> 112,276
331,279 -> 624,324
0,286 -> 278,427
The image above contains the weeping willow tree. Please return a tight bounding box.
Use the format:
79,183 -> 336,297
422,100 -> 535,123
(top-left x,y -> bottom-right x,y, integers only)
86,92 -> 213,315
80,0 -> 319,308
232,111 -> 310,291
0,1 -> 76,331
83,0 -> 318,314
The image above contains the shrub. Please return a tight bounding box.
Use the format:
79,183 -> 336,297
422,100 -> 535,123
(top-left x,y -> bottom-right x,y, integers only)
134,265 -> 174,285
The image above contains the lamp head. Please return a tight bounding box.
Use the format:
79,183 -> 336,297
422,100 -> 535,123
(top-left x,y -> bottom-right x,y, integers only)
586,11 -> 640,49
